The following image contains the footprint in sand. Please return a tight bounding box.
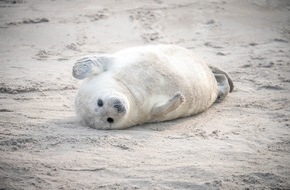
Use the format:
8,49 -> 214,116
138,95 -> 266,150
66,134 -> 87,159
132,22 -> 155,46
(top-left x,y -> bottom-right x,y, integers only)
6,18 -> 49,26
130,8 -> 164,42
84,9 -> 110,22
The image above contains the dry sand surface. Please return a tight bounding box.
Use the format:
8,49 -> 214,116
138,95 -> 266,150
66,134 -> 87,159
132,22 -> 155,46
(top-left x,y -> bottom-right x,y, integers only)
1,0 -> 290,189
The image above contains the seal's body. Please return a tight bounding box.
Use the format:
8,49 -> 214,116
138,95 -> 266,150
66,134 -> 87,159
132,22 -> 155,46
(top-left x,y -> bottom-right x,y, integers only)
73,45 -> 233,129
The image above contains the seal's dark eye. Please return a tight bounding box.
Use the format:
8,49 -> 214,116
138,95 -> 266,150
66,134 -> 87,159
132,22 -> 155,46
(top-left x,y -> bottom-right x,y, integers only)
107,117 -> 114,123
97,99 -> 103,107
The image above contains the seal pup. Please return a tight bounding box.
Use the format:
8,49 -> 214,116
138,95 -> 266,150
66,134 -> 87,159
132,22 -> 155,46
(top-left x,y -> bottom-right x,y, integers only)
72,45 -> 234,129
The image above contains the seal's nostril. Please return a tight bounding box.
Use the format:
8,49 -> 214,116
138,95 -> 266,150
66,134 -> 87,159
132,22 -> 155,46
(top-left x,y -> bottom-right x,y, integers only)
107,117 -> 114,123
113,104 -> 125,113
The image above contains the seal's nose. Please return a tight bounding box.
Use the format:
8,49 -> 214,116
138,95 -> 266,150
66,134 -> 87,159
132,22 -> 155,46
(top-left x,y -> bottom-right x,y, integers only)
110,98 -> 126,113
113,103 -> 125,113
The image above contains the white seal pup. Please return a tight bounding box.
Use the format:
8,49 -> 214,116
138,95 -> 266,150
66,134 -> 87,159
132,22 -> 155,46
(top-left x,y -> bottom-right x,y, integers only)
72,45 -> 234,129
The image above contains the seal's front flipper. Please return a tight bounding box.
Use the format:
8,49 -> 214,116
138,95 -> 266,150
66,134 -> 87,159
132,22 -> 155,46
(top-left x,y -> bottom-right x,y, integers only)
214,74 -> 230,103
72,55 -> 113,80
151,92 -> 185,117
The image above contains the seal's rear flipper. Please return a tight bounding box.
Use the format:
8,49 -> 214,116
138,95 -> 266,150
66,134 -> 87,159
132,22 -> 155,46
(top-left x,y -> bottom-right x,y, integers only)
72,55 -> 113,80
151,92 -> 185,117
209,66 -> 234,92
214,74 -> 230,103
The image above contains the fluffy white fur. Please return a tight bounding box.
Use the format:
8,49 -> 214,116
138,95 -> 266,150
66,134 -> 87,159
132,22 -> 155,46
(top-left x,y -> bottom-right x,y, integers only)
73,45 -> 233,129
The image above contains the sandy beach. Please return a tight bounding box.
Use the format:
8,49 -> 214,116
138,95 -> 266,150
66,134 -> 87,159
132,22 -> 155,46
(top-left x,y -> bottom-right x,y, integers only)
0,0 -> 290,189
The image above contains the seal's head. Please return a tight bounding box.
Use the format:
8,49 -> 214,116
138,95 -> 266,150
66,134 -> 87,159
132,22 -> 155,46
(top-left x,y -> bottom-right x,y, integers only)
77,92 -> 129,130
